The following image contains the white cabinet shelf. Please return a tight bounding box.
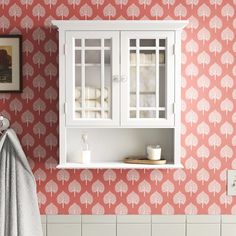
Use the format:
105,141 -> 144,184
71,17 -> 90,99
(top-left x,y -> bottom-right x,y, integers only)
57,162 -> 183,169
52,20 -> 188,169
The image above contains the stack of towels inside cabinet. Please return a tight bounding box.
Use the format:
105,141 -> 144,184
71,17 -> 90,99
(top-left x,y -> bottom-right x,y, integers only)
74,87 -> 109,118
130,52 -> 165,65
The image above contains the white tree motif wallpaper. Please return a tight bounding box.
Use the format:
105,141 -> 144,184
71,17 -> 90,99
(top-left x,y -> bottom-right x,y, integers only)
0,0 -> 235,214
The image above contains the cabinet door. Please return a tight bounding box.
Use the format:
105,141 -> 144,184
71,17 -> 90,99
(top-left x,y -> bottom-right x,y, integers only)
121,31 -> 175,127
65,31 -> 120,127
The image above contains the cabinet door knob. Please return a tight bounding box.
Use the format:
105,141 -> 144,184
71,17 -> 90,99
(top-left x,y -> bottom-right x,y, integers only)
121,76 -> 127,82
113,75 -> 120,82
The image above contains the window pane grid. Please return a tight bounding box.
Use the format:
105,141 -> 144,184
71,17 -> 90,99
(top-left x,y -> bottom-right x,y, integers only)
76,108 -> 109,111
129,38 -> 168,119
136,39 -> 140,118
74,38 -> 112,120
101,38 -> 105,118
129,107 -> 165,111
129,46 -> 165,50
75,47 -> 111,50
81,38 -> 85,118
155,38 -> 159,119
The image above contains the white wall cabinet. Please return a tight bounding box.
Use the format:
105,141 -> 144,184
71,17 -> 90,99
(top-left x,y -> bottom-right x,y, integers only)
52,20 -> 188,169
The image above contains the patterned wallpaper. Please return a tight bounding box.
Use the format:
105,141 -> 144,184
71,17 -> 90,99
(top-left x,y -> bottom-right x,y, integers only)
0,0 -> 235,215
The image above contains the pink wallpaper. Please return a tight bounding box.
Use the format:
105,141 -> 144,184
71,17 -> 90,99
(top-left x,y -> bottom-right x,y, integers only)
0,0 -> 235,215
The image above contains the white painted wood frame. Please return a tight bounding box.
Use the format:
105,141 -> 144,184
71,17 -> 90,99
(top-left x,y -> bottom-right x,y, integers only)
65,31 -> 120,127
52,20 -> 188,169
120,31 -> 175,127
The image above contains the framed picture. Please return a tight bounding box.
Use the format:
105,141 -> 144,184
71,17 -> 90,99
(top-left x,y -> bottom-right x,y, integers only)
0,35 -> 22,92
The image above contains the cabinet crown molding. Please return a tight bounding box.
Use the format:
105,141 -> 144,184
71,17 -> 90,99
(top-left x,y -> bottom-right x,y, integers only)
52,20 -> 189,31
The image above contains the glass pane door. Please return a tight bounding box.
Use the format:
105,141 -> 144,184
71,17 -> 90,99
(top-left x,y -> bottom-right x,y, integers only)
129,38 -> 167,119
74,38 -> 112,119
66,31 -> 119,126
121,31 -> 174,126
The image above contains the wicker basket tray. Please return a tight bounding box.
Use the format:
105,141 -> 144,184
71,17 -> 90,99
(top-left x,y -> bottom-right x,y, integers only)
123,156 -> 167,165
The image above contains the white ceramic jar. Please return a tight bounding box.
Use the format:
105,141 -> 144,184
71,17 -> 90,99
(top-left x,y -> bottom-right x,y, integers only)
147,145 -> 161,160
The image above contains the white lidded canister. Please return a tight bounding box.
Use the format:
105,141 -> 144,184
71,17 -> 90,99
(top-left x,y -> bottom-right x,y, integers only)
147,145 -> 162,160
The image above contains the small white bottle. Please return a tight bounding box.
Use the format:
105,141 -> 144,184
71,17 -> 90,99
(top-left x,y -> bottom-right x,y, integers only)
81,134 -> 91,164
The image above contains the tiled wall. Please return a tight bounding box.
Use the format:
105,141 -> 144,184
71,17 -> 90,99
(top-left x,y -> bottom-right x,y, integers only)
0,1 -> 235,214
41,215 -> 236,236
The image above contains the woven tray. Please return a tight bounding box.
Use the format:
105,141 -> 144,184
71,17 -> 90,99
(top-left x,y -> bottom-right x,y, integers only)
123,156 -> 166,165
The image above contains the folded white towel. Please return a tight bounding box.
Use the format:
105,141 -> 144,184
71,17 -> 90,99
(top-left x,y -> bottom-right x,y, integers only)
75,87 -> 108,100
130,67 -> 156,92
130,53 -> 155,64
140,53 -> 154,64
75,111 -> 109,119
130,52 -> 165,65
130,94 -> 155,108
75,100 -> 109,110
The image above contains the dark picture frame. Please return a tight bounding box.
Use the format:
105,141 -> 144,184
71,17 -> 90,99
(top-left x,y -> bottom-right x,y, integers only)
0,35 -> 22,92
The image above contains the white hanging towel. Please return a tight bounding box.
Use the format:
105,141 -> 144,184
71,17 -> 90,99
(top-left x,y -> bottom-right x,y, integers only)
0,129 -> 43,236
